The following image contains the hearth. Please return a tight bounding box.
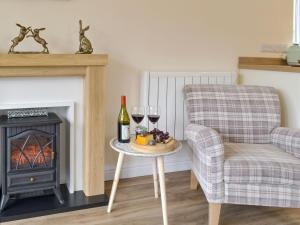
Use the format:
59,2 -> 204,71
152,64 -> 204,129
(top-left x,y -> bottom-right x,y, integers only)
0,113 -> 64,212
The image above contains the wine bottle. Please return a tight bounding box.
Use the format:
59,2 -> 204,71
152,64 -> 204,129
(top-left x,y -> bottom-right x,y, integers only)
118,96 -> 130,143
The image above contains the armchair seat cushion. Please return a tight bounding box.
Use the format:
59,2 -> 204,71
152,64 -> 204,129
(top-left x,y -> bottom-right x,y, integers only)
224,143 -> 300,185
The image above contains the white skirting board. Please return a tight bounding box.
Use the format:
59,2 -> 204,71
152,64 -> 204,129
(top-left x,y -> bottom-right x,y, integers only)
105,141 -> 192,181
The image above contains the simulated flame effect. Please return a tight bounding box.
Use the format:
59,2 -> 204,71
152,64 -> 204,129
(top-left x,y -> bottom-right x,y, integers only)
10,144 -> 53,169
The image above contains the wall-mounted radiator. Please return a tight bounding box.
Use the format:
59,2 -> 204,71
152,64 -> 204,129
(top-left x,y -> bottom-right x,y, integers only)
140,72 -> 238,140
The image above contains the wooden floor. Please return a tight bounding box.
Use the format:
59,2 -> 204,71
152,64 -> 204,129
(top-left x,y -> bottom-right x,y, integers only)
3,171 -> 300,225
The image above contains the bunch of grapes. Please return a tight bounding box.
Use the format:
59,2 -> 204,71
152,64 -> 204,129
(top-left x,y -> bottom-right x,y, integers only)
150,128 -> 170,143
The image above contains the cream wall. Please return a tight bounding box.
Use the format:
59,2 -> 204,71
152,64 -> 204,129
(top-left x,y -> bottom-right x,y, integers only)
0,0 -> 293,179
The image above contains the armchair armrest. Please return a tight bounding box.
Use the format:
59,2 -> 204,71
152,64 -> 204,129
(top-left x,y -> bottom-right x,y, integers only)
185,124 -> 224,158
271,127 -> 300,158
185,124 -> 224,202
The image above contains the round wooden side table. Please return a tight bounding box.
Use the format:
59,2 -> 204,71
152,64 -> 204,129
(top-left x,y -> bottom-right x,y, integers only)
107,138 -> 182,225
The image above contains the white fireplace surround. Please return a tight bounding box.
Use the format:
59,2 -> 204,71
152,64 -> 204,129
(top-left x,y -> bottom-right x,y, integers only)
0,76 -> 84,193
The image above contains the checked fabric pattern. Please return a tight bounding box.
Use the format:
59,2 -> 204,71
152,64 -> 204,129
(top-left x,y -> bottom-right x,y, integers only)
184,85 -> 300,208
272,127 -> 300,159
223,143 -> 300,207
185,124 -> 224,202
224,183 -> 300,208
224,143 -> 300,186
184,85 -> 281,144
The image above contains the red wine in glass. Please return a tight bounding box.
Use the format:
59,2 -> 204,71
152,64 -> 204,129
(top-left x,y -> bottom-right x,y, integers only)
148,115 -> 160,124
132,114 -> 145,124
147,106 -> 161,127
131,106 -> 145,130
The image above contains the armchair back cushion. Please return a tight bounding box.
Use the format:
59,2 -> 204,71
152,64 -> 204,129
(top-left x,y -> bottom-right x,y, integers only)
184,85 -> 281,143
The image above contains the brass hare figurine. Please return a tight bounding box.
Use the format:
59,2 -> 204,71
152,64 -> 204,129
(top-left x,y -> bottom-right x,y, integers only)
27,28 -> 49,53
76,20 -> 93,54
8,23 -> 31,53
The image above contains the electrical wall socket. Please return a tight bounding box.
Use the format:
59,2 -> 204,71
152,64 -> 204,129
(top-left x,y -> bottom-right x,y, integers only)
261,44 -> 288,53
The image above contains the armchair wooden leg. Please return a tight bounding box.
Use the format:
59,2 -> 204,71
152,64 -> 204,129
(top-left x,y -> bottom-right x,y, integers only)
209,203 -> 221,225
190,170 -> 198,190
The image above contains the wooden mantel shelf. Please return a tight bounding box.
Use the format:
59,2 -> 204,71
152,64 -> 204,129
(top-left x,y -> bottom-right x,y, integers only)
0,54 -> 108,77
239,57 -> 300,73
0,54 -> 108,67
0,54 -> 108,197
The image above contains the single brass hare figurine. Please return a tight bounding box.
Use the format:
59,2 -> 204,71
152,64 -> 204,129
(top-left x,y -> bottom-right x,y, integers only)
27,28 -> 49,53
8,23 -> 31,53
76,20 -> 93,54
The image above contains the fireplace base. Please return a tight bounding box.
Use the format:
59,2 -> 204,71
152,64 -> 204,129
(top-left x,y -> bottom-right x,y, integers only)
0,187 -> 64,213
0,184 -> 108,222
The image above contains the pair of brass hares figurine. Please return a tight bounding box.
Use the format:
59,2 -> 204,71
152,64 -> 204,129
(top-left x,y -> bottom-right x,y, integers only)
9,23 -> 49,54
8,20 -> 93,54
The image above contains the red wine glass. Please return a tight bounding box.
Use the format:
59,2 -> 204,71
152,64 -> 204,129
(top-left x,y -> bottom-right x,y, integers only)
131,106 -> 145,128
147,106 -> 160,129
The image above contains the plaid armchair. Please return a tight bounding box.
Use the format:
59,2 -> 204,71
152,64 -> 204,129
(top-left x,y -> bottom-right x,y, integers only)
184,85 -> 300,225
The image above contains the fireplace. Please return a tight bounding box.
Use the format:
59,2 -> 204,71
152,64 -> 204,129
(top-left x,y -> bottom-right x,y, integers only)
0,54 -> 108,222
0,113 -> 64,212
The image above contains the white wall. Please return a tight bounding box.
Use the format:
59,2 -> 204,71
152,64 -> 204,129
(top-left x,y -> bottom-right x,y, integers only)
240,70 -> 300,129
0,0 -> 293,179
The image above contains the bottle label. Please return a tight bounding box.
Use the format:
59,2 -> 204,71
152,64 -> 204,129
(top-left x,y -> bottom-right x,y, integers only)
121,124 -> 130,140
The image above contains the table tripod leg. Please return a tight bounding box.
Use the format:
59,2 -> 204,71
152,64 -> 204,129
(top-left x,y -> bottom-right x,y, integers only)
107,152 -> 125,213
152,157 -> 159,198
157,156 -> 168,225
